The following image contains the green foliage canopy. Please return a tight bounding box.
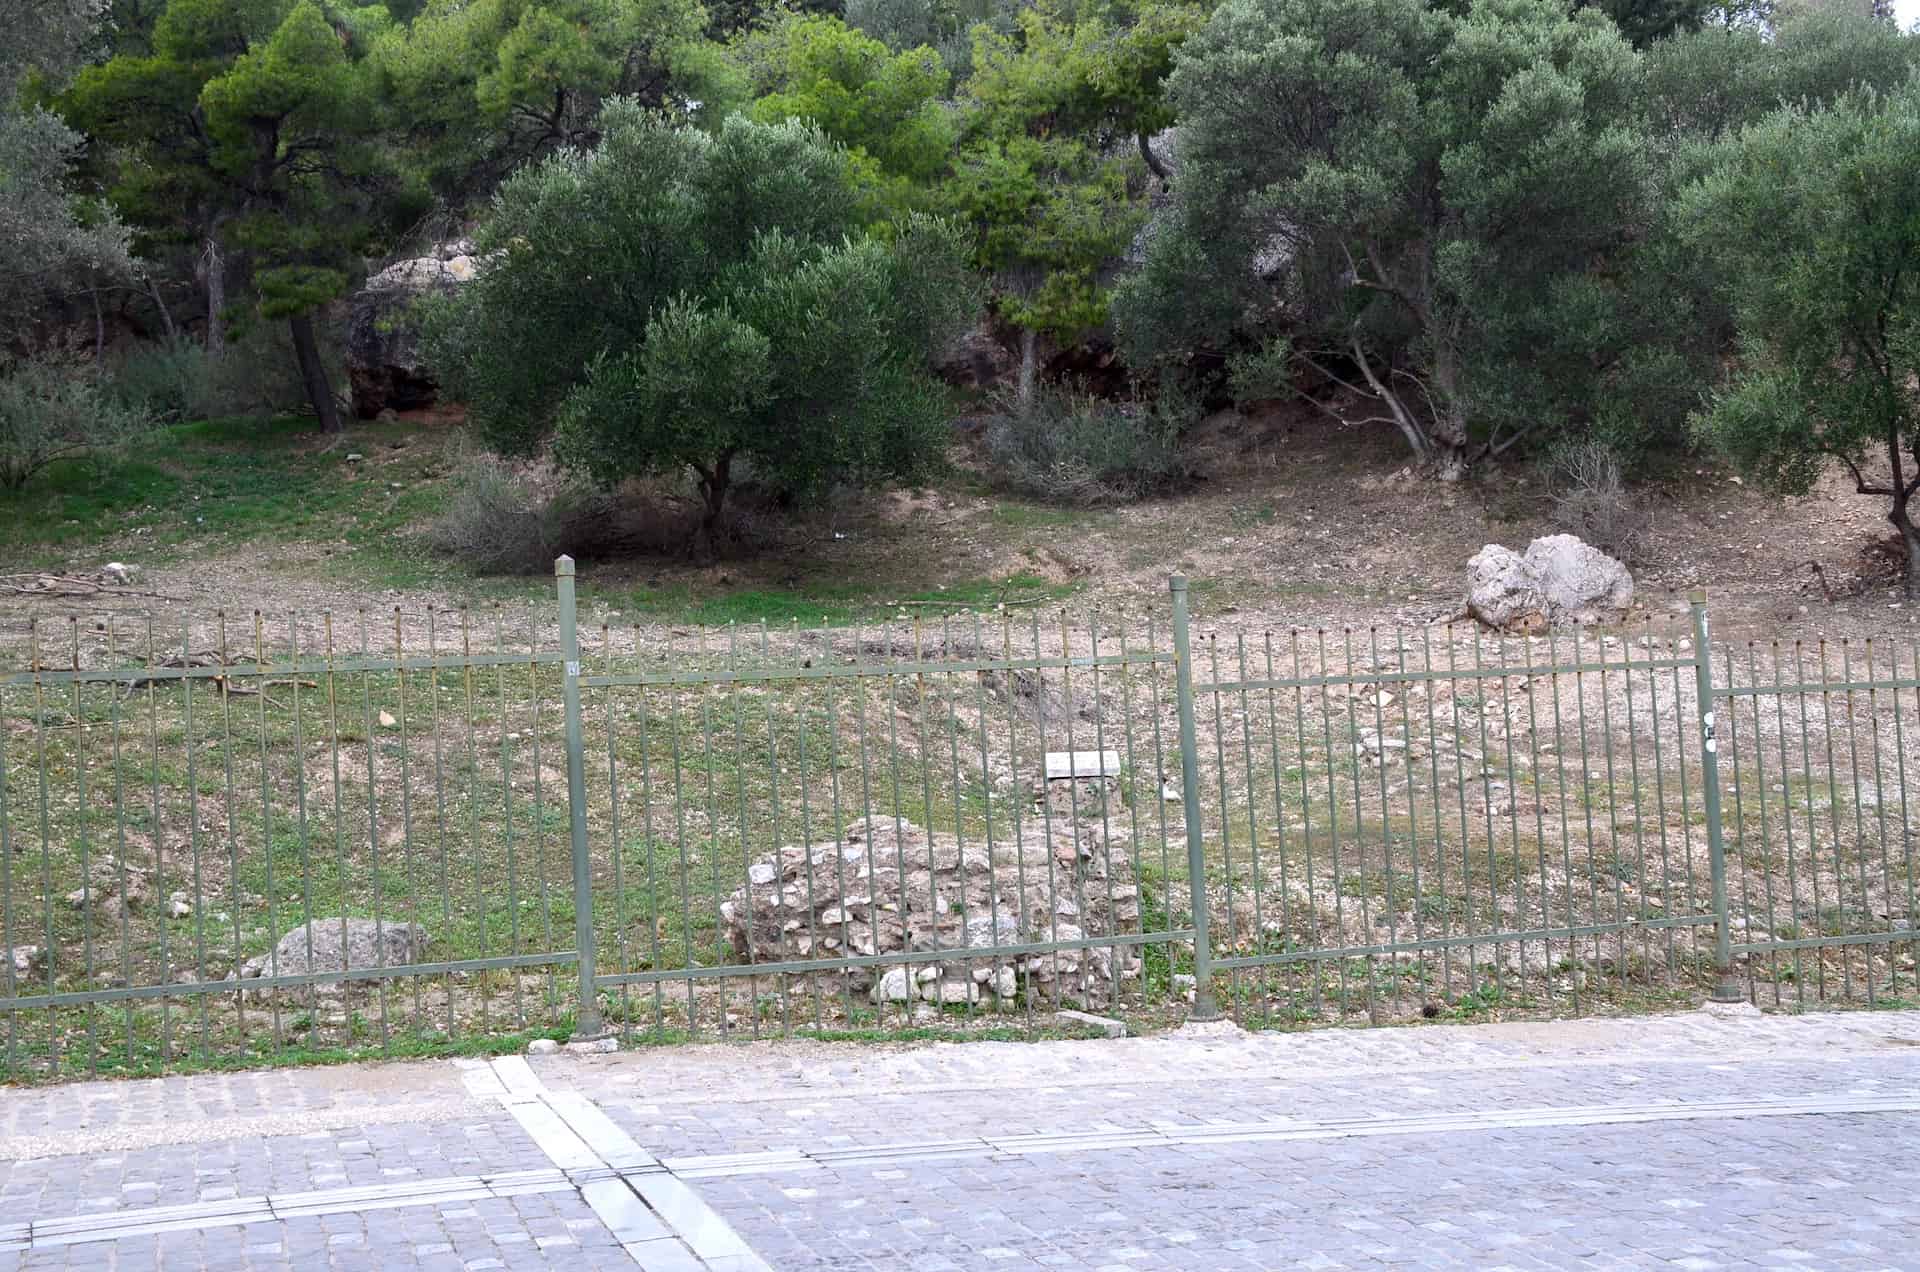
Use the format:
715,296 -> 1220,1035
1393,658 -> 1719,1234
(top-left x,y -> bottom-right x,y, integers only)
425,104 -> 979,542
0,0 -> 133,326
1116,0 -> 1653,475
371,0 -> 733,201
741,14 -> 956,215
62,0 -> 414,427
942,0 -> 1202,354
1686,79 -> 1920,586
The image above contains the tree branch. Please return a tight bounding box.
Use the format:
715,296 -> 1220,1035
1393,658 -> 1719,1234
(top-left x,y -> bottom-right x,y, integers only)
1348,332 -> 1430,459
1137,130 -> 1170,183
1478,419 -> 1543,461
1294,351 -> 1382,406
1830,449 -> 1894,497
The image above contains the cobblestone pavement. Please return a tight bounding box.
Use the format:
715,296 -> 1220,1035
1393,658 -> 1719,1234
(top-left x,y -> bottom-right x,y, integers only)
2,1007 -> 1917,1270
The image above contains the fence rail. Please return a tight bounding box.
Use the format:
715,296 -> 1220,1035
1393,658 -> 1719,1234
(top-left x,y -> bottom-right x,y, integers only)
0,566 -> 1914,1081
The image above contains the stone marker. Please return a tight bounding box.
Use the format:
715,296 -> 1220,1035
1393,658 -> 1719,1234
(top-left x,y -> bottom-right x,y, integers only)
1044,750 -> 1122,780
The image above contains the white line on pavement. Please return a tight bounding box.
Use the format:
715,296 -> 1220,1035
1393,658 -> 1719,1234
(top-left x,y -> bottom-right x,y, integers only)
491,1055 -> 773,1272
660,1090 -> 1920,1178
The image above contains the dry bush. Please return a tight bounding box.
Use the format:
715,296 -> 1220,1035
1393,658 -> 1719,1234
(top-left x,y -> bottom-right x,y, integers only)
1549,439 -> 1648,563
984,382 -> 1188,505
426,452 -> 622,574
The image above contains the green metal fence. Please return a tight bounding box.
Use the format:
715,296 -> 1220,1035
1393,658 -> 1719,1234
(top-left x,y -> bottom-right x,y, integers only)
1179,593 -> 1731,1027
568,565 -> 1192,1043
1,565 -> 1914,1080
0,605 -> 579,1079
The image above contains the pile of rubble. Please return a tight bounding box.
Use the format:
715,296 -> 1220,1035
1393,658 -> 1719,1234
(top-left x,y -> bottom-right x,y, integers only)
720,815 -> 1142,1009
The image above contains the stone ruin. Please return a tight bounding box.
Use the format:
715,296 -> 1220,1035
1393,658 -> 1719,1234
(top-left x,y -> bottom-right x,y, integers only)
720,807 -> 1142,1010
226,918 -> 431,1001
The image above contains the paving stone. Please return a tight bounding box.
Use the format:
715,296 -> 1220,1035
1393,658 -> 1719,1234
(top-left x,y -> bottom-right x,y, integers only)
4,1010 -> 1920,1268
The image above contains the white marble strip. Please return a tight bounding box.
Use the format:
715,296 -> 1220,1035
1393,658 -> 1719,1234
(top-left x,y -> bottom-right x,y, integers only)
492,1056 -> 772,1272
21,1169 -> 575,1249
659,1091 -> 1920,1179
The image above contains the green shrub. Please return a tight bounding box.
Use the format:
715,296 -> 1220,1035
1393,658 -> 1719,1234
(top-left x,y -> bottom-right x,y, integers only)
984,383 -> 1187,504
0,351 -> 152,489
104,326 -> 345,426
107,338 -> 208,424
424,106 -> 976,552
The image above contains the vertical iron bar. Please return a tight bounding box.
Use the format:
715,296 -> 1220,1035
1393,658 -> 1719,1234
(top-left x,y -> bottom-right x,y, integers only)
0,653 -> 13,1075
1689,592 -> 1741,1003
1206,632 -> 1234,1017
603,621 -> 628,1040
1721,642 -> 1756,1003
359,611 -> 392,1048
1894,640 -> 1918,999
1168,577 -> 1220,1021
1538,631 -> 1570,1012
105,618 -> 131,1067
1263,633 -> 1298,1019
555,557 -> 601,1039
1862,641 -> 1895,1001
1770,642 -> 1805,1005
1839,641 -> 1872,1004
144,617 -> 169,1066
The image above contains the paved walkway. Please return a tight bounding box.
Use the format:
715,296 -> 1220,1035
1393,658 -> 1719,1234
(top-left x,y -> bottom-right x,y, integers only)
2,1007 -> 1918,1270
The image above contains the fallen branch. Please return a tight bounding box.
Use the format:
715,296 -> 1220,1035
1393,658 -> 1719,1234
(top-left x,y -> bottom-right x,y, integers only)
1804,561 -> 1834,603
0,573 -> 189,602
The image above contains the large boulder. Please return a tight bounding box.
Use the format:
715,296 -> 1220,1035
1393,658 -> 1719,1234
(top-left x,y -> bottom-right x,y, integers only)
934,322 -> 1016,389
1467,534 -> 1633,631
346,244 -> 477,418
720,817 -> 1141,1009
234,918 -> 430,995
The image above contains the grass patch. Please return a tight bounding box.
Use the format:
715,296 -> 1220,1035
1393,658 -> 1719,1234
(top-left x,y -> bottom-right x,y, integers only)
0,414 -> 453,590
615,573 -> 1078,628
989,503 -> 1085,530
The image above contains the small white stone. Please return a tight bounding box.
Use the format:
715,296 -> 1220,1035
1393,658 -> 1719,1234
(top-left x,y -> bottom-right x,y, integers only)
526,1038 -> 559,1055
927,979 -> 978,1005
872,967 -> 913,1003
1054,1009 -> 1126,1038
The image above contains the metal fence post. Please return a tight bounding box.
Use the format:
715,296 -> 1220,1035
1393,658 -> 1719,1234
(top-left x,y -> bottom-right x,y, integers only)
1689,590 -> 1745,1004
556,556 -> 604,1039
1169,576 -> 1223,1021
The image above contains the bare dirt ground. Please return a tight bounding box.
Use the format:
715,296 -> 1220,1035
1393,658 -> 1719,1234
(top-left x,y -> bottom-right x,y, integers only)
4,404 -> 1899,653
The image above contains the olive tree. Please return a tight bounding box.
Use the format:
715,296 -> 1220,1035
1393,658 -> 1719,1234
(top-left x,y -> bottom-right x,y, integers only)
1685,81 -> 1920,589
1114,0 -> 1652,478
425,103 -> 978,549
0,0 -> 132,328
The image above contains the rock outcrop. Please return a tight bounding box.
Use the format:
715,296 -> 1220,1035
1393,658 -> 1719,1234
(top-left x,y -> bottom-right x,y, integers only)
1467,534 -> 1634,631
233,918 -> 430,996
346,241 -> 477,418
